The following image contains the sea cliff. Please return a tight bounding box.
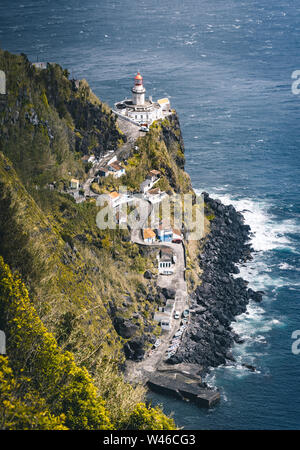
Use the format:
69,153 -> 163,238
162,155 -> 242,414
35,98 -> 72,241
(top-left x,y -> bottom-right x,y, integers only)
0,48 -> 263,428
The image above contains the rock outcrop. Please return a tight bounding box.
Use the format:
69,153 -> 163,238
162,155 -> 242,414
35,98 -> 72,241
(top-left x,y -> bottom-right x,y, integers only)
169,192 -> 260,373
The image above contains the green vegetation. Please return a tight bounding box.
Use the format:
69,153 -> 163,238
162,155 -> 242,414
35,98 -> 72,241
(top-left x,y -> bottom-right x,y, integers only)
0,258 -> 175,430
0,257 -> 112,430
98,116 -> 192,194
0,49 -> 124,187
0,49 -> 214,430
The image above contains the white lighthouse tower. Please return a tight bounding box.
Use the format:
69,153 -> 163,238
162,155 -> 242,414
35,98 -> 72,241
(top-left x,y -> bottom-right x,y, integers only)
113,72 -> 171,125
131,72 -> 146,105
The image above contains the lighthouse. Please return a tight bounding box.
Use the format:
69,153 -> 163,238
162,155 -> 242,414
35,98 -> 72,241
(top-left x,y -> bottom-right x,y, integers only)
131,72 -> 146,105
113,72 -> 171,125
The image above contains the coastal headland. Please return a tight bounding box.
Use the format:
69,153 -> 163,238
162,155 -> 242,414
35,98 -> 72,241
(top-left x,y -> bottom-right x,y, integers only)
0,51 -> 264,429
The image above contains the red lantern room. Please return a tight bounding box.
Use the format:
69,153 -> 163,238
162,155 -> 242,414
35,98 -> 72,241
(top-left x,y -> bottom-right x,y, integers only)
134,72 -> 143,86
132,71 -> 146,105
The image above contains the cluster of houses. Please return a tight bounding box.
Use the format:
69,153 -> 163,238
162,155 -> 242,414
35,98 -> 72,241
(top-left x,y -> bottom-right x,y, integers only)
69,154 -> 126,193
140,169 -> 169,204
143,222 -> 182,245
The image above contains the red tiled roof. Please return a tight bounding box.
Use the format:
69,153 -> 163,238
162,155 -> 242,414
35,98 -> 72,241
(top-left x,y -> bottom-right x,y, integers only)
109,191 -> 120,199
143,228 -> 156,239
148,187 -> 160,195
109,162 -> 123,171
149,169 -> 161,176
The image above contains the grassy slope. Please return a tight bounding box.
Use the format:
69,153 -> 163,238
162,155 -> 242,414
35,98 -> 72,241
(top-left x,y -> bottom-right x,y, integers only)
0,257 -> 175,430
0,49 -> 212,429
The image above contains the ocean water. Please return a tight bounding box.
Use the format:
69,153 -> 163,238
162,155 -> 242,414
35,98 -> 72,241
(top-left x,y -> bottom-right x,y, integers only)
1,0 -> 300,430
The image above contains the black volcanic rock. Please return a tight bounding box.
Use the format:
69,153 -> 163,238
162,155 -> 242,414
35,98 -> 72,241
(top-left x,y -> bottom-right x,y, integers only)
113,317 -> 138,339
168,193 -> 263,373
144,270 -> 153,279
124,336 -> 146,361
161,287 -> 176,299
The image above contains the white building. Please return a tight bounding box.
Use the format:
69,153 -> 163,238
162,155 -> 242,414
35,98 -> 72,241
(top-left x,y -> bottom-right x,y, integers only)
143,228 -> 156,244
106,191 -> 123,208
70,178 -> 80,190
146,170 -> 161,183
140,179 -> 153,194
113,72 -> 172,126
106,191 -> 134,208
157,247 -> 175,275
145,187 -> 167,204
33,62 -> 47,70
153,311 -> 172,331
107,161 -> 125,178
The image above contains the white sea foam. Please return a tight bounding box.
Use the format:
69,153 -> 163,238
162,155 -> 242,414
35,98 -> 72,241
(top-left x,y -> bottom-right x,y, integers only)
195,189 -> 298,377
200,191 -> 298,253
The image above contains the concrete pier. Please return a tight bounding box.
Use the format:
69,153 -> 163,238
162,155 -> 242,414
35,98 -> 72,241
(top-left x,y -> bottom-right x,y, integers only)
145,363 -> 220,408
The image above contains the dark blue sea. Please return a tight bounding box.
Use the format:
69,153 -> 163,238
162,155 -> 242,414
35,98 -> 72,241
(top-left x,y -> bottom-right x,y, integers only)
1,0 -> 300,430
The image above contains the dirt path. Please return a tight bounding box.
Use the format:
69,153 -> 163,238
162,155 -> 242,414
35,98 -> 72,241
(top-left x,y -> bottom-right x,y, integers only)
80,116 -> 190,383
81,117 -> 141,198
126,199 -> 189,383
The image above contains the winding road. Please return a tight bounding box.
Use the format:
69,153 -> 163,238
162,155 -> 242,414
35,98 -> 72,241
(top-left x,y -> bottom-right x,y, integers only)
126,197 -> 189,383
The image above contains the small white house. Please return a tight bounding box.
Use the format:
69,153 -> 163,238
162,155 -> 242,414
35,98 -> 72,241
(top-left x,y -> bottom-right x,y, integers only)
107,191 -> 123,208
153,311 -> 172,331
106,191 -> 134,208
140,179 -> 153,194
146,169 -> 161,183
143,228 -> 156,244
82,155 -> 96,164
108,162 -> 125,178
145,187 -> 167,204
70,178 -> 80,190
33,62 -> 47,70
157,98 -> 171,112
158,247 -> 175,275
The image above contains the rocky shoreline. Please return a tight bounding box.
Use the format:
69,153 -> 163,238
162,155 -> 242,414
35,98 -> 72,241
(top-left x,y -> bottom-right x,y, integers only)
169,192 -> 264,374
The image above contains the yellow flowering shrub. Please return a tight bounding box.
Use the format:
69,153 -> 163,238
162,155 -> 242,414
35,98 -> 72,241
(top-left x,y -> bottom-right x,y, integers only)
0,256 -> 112,430
127,403 -> 176,430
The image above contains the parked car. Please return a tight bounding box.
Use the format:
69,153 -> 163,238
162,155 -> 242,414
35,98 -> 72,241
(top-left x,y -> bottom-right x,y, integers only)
140,126 -> 149,132
153,339 -> 161,348
174,310 -> 180,319
172,239 -> 182,244
182,309 -> 189,318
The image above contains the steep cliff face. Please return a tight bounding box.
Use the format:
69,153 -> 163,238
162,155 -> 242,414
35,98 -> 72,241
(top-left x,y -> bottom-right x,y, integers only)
0,49 -> 187,430
160,113 -> 185,170
0,50 -> 125,186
